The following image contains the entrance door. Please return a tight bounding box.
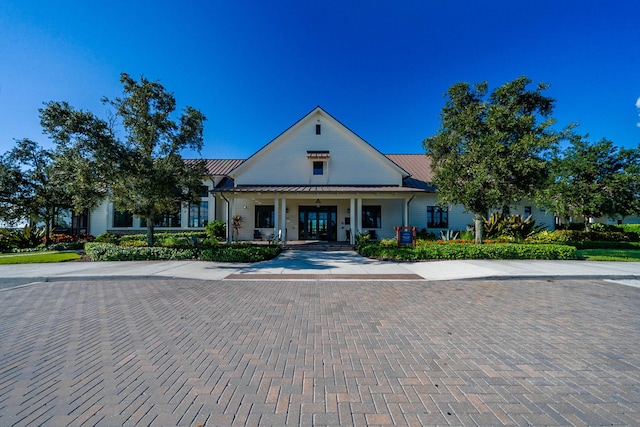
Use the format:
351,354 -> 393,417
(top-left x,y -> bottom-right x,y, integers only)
298,206 -> 337,241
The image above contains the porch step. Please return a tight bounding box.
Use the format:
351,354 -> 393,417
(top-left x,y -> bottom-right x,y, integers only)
283,241 -> 354,251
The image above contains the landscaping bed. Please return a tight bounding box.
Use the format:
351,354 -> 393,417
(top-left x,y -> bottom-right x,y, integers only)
84,242 -> 282,262
358,242 -> 577,261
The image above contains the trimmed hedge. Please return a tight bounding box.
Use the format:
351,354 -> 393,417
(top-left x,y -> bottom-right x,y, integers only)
526,230 -> 639,243
617,224 -> 640,235
358,243 -> 577,260
85,243 -> 199,261
85,242 -> 281,262
199,246 -> 282,262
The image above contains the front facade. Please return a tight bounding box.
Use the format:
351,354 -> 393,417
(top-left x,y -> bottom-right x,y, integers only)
87,107 -> 554,241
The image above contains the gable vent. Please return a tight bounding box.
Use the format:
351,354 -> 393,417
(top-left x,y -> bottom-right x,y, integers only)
307,150 -> 330,159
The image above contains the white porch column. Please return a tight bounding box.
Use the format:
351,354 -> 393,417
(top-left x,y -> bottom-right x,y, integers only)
223,194 -> 232,244
404,197 -> 410,227
274,197 -> 280,240
356,197 -> 363,234
280,198 -> 287,243
349,197 -> 355,244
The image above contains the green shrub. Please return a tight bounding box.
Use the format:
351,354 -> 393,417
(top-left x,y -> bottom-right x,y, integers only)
201,237 -> 219,248
205,220 -> 226,241
0,226 -> 46,249
85,242 -> 198,261
526,229 -> 636,243
95,232 -> 121,244
358,242 -> 577,260
159,235 -> 191,248
199,245 -> 282,262
484,213 -> 543,240
48,241 -> 85,251
570,241 -> 640,250
119,239 -> 148,247
85,242 -> 281,262
617,223 -> 640,233
354,232 -> 371,249
416,228 -> 437,240
459,230 -> 475,240
379,238 -> 398,247
117,231 -> 206,246
589,223 -> 620,232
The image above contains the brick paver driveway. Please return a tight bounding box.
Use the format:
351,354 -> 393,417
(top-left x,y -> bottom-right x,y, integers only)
1,277 -> 639,426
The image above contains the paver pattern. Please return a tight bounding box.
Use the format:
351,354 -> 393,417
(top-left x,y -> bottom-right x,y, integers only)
1,277 -> 639,426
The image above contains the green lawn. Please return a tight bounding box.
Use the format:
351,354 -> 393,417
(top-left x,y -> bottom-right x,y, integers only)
577,249 -> 640,262
0,251 -> 82,264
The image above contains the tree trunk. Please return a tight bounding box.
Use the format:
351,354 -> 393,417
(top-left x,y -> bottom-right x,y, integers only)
44,218 -> 51,247
474,213 -> 483,244
44,207 -> 52,247
146,211 -> 155,247
584,216 -> 591,232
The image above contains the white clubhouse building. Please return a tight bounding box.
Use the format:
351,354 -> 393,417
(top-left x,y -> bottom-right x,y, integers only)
86,107 -> 554,242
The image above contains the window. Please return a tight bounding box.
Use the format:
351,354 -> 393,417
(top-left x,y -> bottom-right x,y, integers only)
313,161 -> 324,175
189,201 -> 209,227
141,211 -> 181,228
316,124 -> 321,135
427,206 -> 448,228
362,205 -> 381,228
255,205 -> 275,228
524,206 -> 532,217
113,209 -> 133,228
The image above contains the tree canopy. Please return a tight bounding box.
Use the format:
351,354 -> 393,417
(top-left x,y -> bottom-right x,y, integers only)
538,135 -> 640,230
0,139 -> 72,245
423,76 -> 564,242
40,72 -> 207,245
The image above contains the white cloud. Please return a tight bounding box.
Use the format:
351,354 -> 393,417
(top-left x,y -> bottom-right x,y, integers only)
637,97 -> 640,127
636,97 -> 640,109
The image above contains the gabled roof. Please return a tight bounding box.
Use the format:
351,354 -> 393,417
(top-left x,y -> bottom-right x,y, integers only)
227,106 -> 410,179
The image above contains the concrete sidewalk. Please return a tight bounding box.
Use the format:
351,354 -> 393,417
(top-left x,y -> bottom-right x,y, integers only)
1,250 -> 640,286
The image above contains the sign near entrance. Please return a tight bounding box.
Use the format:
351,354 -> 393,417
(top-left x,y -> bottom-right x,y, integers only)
394,226 -> 417,246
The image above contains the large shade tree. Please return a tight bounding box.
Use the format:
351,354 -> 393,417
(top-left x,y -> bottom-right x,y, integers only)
0,154 -> 25,225
424,76 -> 564,243
538,134 -> 640,230
41,72 -> 206,246
1,139 -> 72,245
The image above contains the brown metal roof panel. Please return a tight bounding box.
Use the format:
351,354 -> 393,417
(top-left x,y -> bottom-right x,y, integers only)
385,154 -> 434,182
185,159 -> 245,176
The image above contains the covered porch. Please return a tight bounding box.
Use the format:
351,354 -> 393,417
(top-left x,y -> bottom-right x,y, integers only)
215,186 -> 419,245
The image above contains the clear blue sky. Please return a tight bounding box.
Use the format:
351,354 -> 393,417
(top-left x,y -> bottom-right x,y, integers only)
1,0 -> 639,160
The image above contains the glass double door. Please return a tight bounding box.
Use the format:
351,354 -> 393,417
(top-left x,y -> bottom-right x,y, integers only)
298,206 -> 337,241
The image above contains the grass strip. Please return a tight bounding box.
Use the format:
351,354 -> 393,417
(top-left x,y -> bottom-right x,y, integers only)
0,252 -> 82,264
577,249 -> 640,262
